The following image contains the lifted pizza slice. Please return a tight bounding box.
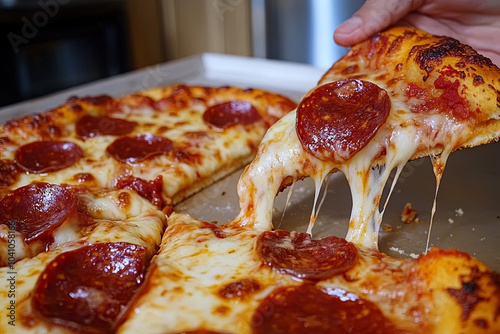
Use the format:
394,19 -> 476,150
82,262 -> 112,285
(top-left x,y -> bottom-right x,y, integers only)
234,26 -> 500,249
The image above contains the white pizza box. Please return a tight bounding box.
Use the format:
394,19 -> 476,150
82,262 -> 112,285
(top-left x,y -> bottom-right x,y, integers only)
1,53 -> 499,271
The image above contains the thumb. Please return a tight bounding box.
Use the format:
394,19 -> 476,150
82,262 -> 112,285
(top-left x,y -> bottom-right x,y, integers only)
334,0 -> 423,46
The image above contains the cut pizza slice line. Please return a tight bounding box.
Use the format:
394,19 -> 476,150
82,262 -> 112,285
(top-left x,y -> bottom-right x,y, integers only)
233,26 -> 500,250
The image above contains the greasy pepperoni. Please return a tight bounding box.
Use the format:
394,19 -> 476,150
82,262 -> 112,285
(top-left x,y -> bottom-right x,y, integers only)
203,101 -> 261,130
33,242 -> 146,333
106,134 -> 173,163
0,183 -> 77,243
15,141 -> 83,173
75,115 -> 137,140
115,175 -> 164,208
218,278 -> 261,299
296,79 -> 390,163
251,285 -> 401,334
256,230 -> 357,281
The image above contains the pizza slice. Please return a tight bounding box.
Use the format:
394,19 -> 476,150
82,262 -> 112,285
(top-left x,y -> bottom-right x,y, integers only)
0,85 -> 296,208
234,26 -> 500,249
0,184 -> 166,333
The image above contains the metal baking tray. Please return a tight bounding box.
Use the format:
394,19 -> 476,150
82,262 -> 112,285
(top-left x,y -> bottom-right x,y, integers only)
2,53 -> 499,271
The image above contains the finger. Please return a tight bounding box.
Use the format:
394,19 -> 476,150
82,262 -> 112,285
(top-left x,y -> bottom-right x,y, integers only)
334,0 -> 423,46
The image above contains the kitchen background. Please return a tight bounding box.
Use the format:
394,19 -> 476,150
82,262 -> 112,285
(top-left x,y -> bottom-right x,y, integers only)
0,0 -> 363,107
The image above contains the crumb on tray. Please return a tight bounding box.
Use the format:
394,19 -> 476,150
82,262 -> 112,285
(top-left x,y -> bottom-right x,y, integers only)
401,203 -> 419,224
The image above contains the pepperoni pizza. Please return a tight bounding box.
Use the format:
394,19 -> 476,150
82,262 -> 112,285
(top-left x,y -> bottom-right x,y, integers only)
120,27 -> 500,333
0,85 -> 295,333
1,26 -> 500,334
0,85 -> 295,206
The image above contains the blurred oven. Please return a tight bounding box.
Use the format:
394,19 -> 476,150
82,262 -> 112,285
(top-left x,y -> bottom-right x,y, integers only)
0,0 -> 131,107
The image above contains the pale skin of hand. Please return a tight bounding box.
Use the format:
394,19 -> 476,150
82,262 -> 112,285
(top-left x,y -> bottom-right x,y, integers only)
334,0 -> 500,65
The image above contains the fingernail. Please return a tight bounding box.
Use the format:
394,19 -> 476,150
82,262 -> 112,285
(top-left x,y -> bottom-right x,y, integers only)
336,17 -> 362,35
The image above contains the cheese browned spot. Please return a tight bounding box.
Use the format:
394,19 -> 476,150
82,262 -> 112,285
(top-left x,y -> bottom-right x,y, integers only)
217,279 -> 261,300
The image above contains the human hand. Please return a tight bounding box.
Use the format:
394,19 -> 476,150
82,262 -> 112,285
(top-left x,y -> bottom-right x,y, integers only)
334,0 -> 500,65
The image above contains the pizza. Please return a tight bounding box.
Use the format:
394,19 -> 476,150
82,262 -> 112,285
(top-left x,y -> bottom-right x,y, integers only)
0,85 -> 296,208
119,27 -> 500,333
0,85 -> 295,333
1,26 -> 500,334
118,213 -> 498,334
1,184 -> 166,333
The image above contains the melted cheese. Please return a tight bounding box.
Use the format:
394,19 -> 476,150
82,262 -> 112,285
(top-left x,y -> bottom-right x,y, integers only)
234,88 -> 474,249
118,213 -> 284,334
119,214 -> 423,333
119,212 -> 500,333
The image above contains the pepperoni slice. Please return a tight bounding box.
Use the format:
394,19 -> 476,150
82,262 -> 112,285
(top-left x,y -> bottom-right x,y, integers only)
15,141 -> 84,173
0,183 -> 77,243
106,134 -> 173,163
75,115 -> 137,140
296,79 -> 390,163
203,101 -> 261,130
256,230 -> 357,281
251,285 -> 400,334
33,242 -> 146,333
115,175 -> 164,208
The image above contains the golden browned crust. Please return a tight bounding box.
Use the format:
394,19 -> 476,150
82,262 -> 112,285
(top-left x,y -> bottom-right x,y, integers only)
416,248 -> 500,333
320,26 -> 500,156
